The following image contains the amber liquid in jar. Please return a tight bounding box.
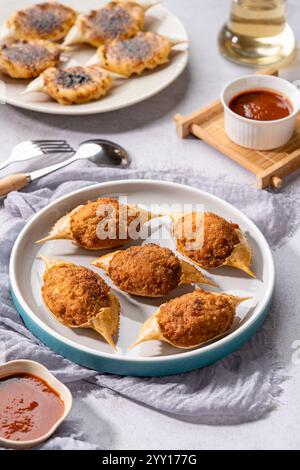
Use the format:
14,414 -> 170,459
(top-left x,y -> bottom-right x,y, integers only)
219,0 -> 295,67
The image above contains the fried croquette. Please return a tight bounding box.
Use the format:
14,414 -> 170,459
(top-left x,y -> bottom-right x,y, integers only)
157,290 -> 236,348
41,258 -> 120,349
93,243 -> 216,297
174,212 -> 254,277
37,198 -> 157,250
108,244 -> 182,296
131,290 -> 249,350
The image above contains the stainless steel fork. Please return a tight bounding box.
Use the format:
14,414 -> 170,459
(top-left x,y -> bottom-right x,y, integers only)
0,140 -> 74,171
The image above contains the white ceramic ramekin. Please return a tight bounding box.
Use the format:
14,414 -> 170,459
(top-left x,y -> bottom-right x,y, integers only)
0,360 -> 72,449
221,74 -> 300,150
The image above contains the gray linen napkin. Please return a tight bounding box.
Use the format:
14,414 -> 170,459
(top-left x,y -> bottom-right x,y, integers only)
1,163 -> 300,449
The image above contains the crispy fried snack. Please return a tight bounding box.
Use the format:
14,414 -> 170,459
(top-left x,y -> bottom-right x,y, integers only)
63,1 -> 154,47
93,243 -> 217,297
130,289 -> 249,350
97,32 -> 172,77
3,2 -> 77,42
36,197 -> 159,250
41,257 -> 120,349
23,65 -> 113,105
173,212 -> 255,277
0,39 -> 61,78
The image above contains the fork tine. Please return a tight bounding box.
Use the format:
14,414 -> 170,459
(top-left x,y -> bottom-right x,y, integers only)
32,140 -> 68,144
34,141 -> 74,154
39,147 -> 74,152
36,144 -> 73,149
35,141 -> 71,145
40,149 -> 75,154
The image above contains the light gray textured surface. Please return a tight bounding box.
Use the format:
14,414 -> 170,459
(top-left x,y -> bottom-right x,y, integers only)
0,0 -> 300,451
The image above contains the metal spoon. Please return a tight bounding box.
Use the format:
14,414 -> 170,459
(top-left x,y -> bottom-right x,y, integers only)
0,139 -> 130,197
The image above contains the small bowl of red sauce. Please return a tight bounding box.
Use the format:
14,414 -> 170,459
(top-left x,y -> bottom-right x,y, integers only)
221,74 -> 300,150
0,360 -> 72,449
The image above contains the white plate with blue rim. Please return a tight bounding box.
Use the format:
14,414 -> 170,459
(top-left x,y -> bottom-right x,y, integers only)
9,180 -> 275,376
0,0 -> 189,115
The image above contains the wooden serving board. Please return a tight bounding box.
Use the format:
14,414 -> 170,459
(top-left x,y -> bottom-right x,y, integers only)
175,72 -> 300,190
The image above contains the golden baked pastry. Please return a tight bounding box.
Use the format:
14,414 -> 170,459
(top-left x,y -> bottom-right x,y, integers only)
3,2 -> 77,42
23,65 -> 113,105
173,212 -> 254,277
0,39 -> 61,79
63,1 -> 152,47
97,32 -> 172,77
37,197 -> 159,250
93,243 -> 216,297
131,289 -> 249,350
41,258 -> 120,349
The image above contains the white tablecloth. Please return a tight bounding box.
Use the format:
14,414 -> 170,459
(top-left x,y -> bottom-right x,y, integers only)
1,0 -> 300,450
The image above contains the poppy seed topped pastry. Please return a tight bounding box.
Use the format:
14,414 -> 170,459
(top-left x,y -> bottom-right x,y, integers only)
64,1 -> 150,47
3,2 -> 77,42
41,258 -> 120,349
131,289 -> 249,350
23,65 -> 113,105
0,39 -> 61,78
93,243 -> 216,297
37,197 -> 158,250
173,212 -> 255,277
97,32 -> 172,77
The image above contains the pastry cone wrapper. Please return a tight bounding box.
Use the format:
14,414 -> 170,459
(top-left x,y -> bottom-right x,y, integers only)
139,1 -> 162,11
223,229 -> 255,278
218,293 -> 252,306
129,312 -> 163,349
40,256 -> 63,270
179,259 -> 218,287
114,0 -> 161,11
169,211 -> 189,224
41,257 -> 120,350
86,52 -> 100,67
63,15 -> 84,46
169,38 -> 190,48
22,75 -> 46,95
126,204 -> 162,225
130,294 -> 251,350
36,209 -> 79,244
92,251 -> 119,270
36,202 -> 160,249
81,293 -> 120,350
0,24 -> 15,41
87,52 -> 128,79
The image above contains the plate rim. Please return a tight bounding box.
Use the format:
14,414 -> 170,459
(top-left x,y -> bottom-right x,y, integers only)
0,3 -> 189,115
9,179 -> 275,365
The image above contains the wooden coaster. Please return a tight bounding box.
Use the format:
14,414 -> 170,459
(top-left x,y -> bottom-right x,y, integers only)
175,76 -> 300,190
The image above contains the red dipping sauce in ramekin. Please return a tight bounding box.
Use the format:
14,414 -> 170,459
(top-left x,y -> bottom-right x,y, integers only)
0,373 -> 64,442
229,89 -> 293,122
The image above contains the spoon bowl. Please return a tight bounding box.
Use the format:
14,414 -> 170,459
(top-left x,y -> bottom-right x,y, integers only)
77,139 -> 130,167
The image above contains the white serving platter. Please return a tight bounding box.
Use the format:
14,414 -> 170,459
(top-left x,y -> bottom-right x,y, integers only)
9,180 -> 274,376
0,0 -> 189,115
